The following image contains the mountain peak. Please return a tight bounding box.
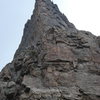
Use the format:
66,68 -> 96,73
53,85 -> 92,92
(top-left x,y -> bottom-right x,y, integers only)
15,0 -> 75,57
0,0 -> 100,100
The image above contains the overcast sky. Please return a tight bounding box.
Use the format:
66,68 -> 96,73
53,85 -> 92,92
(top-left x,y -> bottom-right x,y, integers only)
0,0 -> 100,71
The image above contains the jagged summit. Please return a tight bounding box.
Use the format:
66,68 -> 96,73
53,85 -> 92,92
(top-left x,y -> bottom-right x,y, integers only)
15,0 -> 75,57
0,0 -> 100,100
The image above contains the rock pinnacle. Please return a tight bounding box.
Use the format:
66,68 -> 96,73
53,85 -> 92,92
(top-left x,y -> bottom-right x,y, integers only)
0,0 -> 100,100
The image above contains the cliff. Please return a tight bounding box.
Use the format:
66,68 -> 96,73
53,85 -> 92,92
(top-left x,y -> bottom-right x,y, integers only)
0,0 -> 100,100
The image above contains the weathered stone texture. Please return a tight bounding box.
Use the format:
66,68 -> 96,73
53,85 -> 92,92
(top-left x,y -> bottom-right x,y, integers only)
0,0 -> 100,100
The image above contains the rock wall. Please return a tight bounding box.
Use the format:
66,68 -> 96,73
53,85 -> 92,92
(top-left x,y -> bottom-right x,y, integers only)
0,0 -> 100,100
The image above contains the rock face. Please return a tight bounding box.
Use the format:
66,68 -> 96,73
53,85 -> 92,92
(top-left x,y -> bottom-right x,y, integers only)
0,0 -> 100,100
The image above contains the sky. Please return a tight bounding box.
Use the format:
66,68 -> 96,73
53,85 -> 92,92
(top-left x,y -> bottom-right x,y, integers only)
0,0 -> 100,71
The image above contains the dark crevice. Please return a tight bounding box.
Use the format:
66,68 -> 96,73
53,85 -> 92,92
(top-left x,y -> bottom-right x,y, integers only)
47,59 -> 70,63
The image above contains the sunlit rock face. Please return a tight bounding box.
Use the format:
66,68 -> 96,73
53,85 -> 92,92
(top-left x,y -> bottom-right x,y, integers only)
0,0 -> 100,100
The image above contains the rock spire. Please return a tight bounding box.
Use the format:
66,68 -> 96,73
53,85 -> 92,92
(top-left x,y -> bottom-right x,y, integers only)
0,0 -> 100,100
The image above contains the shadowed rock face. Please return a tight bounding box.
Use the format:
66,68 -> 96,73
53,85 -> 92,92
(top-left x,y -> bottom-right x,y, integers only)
0,0 -> 100,100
